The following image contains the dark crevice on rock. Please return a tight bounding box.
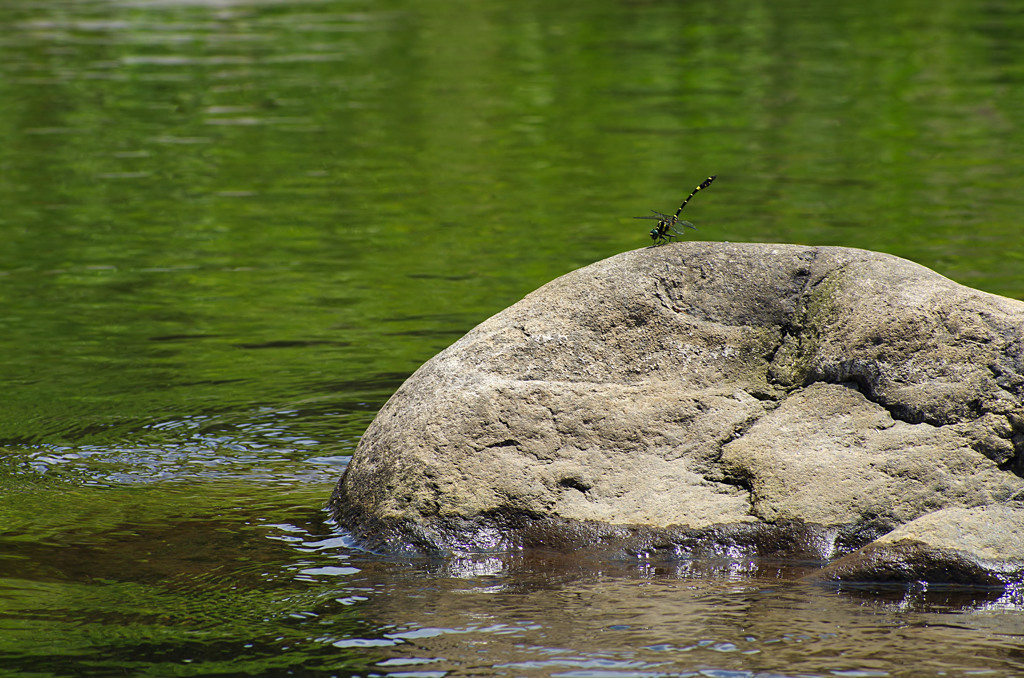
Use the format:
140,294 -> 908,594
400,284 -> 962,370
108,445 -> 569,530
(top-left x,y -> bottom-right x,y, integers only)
810,366 -> 927,426
717,468 -> 758,519
558,477 -> 592,493
746,389 -> 781,403
485,439 -> 521,450
1008,414 -> 1024,478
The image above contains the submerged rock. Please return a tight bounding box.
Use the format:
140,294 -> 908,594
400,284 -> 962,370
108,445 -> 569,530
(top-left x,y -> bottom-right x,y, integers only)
328,242 -> 1024,584
811,505 -> 1024,586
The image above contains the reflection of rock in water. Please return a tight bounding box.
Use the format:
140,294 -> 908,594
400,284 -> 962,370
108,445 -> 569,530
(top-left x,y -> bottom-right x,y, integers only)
329,242 -> 1024,587
345,559 -> 1019,677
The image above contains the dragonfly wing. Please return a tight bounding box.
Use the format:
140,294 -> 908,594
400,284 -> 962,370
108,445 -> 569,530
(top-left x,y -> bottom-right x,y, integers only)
667,222 -> 697,237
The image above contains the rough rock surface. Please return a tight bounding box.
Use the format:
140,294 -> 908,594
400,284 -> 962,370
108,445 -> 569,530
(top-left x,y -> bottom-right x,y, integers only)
812,505 -> 1024,586
329,242 -> 1024,581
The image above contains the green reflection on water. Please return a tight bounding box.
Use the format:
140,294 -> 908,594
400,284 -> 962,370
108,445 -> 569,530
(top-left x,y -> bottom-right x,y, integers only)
3,0 -> 1024,446
0,480 -> 371,676
1,0 -> 1024,674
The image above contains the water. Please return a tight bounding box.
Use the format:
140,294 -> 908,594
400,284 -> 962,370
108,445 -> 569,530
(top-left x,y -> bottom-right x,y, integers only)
2,0 -> 1024,675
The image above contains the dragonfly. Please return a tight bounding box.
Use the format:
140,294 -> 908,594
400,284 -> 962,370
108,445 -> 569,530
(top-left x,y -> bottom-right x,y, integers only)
635,175 -> 716,246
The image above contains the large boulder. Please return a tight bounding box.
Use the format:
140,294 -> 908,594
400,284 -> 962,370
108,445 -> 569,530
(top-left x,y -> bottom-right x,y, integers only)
328,242 -> 1024,582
